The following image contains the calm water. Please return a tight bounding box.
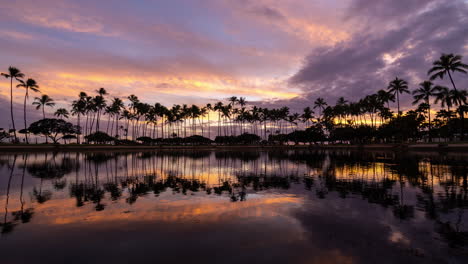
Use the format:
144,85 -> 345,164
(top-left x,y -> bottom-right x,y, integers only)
0,150 -> 467,264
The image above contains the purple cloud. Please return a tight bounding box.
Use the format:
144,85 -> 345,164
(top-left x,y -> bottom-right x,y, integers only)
289,0 -> 468,110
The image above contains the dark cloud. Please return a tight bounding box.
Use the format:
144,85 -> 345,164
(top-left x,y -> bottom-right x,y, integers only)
250,6 -> 285,20
289,0 -> 468,109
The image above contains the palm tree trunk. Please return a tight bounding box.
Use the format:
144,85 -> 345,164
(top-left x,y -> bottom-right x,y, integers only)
460,109 -> 465,141
23,90 -> 29,144
10,77 -> 18,142
208,114 -> 210,139
96,110 -> 101,132
115,115 -> 119,139
428,101 -> 432,143
106,114 -> 111,134
85,113 -> 89,138
447,71 -> 458,91
77,114 -> 81,144
397,92 -> 400,117
42,106 -> 48,144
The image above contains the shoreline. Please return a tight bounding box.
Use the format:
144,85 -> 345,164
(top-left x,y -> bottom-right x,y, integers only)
1,143 -> 468,151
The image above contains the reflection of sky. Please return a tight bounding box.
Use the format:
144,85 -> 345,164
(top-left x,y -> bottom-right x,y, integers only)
0,150 -> 467,263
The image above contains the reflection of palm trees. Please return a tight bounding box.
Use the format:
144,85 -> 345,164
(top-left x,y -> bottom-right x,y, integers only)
392,175 -> 415,220
1,150 -> 467,247
2,155 -> 17,234
12,154 -> 34,223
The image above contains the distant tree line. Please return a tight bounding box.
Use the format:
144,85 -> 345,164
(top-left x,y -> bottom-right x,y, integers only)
1,53 -> 467,145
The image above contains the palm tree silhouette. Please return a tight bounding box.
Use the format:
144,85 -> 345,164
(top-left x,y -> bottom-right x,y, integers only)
313,98 -> 327,121
377,89 -> 395,109
71,93 -> 87,143
54,108 -> 69,119
301,107 -> 314,127
387,77 -> 409,116
110,98 -> 124,137
32,94 -> 55,143
1,67 -> 24,142
412,81 -> 437,142
435,86 -> 453,112
33,94 -> 55,119
428,53 -> 468,91
449,89 -> 468,140
93,92 -> 107,132
3,155 -> 17,234
16,78 -> 39,144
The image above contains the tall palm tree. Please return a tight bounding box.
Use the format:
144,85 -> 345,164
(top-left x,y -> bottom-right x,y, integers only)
434,86 -> 452,112
54,108 -> 69,119
435,86 -> 454,141
412,81 -> 437,142
313,98 -> 327,120
16,78 -> 39,144
1,67 -> 24,142
93,95 -> 106,132
110,98 -> 124,138
449,89 -> 468,141
214,102 -> 224,137
428,53 -> 468,91
32,94 -> 55,119
206,103 -> 213,139
387,77 -> 409,116
301,107 -> 314,128
71,94 -> 87,143
377,89 -> 395,109
32,94 -> 55,143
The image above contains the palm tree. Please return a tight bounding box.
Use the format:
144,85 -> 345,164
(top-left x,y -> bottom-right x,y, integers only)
16,78 -> 39,144
412,81 -> 437,142
206,103 -> 213,139
71,94 -> 87,143
435,86 -> 453,112
1,67 -> 24,142
110,98 -> 124,138
214,102 -> 224,137
33,94 -> 55,119
435,86 -> 454,141
32,94 -> 55,143
54,108 -> 69,119
301,107 -> 314,128
449,89 -> 468,141
377,89 -> 395,109
93,95 -> 106,132
387,77 -> 409,116
313,98 -> 327,120
428,53 -> 468,91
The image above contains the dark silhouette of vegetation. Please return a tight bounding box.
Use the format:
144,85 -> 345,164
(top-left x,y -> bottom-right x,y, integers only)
2,67 -> 24,142
1,53 -> 467,145
28,118 -> 80,144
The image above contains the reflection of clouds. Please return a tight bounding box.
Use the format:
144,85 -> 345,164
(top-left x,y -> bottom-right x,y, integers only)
389,230 -> 410,245
0,150 -> 467,263
31,194 -> 303,225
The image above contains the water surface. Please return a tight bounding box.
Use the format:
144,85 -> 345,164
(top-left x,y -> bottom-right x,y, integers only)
0,150 -> 467,264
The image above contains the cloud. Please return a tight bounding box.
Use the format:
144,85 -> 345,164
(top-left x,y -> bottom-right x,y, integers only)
289,0 -> 468,109
1,0 -> 467,116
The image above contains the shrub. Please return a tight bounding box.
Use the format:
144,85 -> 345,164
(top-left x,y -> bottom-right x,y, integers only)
85,131 -> 115,144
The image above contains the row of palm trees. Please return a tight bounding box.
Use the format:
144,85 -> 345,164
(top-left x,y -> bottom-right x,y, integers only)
1,67 -> 58,143
1,53 -> 467,144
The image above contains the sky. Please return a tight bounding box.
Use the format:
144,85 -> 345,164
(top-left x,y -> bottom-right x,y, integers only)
0,0 -> 468,128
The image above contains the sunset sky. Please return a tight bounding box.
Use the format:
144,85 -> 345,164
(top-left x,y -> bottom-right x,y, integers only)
1,0 -> 467,126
